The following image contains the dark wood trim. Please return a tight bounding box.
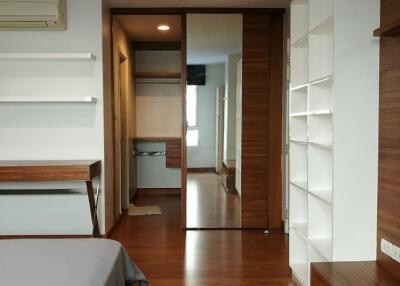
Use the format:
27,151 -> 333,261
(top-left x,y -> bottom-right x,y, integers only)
187,168 -> 216,173
133,41 -> 181,50
374,17 -> 400,37
0,235 -> 94,239
181,13 -> 187,229
136,188 -> 181,196
111,8 -> 286,15
104,11 -> 116,235
105,212 -> 124,238
86,180 -> 100,237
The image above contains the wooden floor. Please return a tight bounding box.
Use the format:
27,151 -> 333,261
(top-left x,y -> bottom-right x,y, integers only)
110,194 -> 297,286
186,173 -> 241,228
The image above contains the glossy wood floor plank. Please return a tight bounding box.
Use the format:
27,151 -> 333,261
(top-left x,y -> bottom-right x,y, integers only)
110,194 -> 297,286
186,173 -> 241,228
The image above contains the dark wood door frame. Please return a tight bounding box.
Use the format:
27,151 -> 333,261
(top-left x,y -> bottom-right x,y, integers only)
106,7 -> 286,230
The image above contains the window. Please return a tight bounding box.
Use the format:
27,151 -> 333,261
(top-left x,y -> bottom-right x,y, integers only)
186,85 -> 198,146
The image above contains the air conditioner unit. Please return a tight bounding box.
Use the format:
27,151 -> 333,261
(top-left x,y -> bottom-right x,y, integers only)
0,0 -> 66,30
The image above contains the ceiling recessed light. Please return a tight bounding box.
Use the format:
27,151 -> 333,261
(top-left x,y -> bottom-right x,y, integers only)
158,25 -> 170,31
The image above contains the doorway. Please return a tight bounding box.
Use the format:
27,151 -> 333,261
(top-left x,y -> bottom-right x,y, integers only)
105,9 -> 284,233
185,14 -> 243,229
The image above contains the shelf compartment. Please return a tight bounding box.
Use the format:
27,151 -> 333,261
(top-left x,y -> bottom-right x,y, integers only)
373,18 -> 400,37
309,189 -> 332,205
290,142 -> 308,185
309,77 -> 333,112
308,113 -> 332,145
0,96 -> 97,103
290,116 -> 308,142
290,85 -> 308,114
308,33 -> 334,82
290,230 -> 308,286
290,180 -> 308,191
308,194 -> 332,241
291,222 -> 308,240
309,0 -> 334,32
290,184 -> 308,228
308,145 -> 332,192
291,0 -> 309,45
291,39 -> 309,87
0,53 -> 95,61
309,238 -> 332,261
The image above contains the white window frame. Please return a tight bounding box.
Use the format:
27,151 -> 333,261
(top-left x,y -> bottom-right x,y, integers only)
186,85 -> 199,147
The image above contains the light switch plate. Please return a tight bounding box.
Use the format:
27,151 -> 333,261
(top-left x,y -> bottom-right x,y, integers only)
381,238 -> 400,263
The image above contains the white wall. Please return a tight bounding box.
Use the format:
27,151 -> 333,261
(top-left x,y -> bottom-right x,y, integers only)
188,63 -> 225,168
0,0 -> 105,235
224,53 -> 242,161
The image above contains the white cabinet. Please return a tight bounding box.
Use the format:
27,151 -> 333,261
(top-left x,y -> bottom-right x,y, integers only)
288,0 -> 380,285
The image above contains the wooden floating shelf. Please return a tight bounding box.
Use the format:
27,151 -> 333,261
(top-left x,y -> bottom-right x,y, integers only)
374,18 -> 400,37
134,72 -> 182,79
134,137 -> 181,142
0,96 -> 98,103
309,190 -> 333,204
0,53 -> 95,61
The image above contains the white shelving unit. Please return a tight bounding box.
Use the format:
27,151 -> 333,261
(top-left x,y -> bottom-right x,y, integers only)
288,0 -> 380,285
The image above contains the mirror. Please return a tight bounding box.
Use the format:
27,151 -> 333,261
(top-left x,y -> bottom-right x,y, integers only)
186,14 -> 243,228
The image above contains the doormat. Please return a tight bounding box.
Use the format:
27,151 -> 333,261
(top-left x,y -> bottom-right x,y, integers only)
128,203 -> 162,216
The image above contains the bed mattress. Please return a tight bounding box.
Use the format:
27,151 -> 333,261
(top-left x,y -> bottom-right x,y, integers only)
0,238 -> 148,286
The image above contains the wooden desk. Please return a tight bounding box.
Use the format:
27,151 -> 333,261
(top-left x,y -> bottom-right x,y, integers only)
0,160 -> 101,237
311,261 -> 400,286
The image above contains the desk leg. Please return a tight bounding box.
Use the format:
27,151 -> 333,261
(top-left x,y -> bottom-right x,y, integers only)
86,180 -> 100,237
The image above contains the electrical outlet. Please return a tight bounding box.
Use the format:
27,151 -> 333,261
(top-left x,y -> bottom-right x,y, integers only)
392,243 -> 400,263
381,239 -> 392,256
381,239 -> 400,263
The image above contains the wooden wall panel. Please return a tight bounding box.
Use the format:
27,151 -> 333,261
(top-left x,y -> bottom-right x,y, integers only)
242,13 -> 284,228
377,0 -> 400,279
268,14 -> 284,229
166,139 -> 181,168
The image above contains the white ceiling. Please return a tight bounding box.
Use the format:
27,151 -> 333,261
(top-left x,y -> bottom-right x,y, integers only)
115,15 -> 182,41
105,0 -> 290,8
187,14 -> 242,64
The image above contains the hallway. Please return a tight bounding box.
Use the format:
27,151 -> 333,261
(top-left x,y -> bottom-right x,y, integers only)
110,194 -> 296,286
186,172 -> 241,228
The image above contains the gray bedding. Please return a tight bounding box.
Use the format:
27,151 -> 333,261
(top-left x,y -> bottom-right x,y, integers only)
0,238 -> 148,286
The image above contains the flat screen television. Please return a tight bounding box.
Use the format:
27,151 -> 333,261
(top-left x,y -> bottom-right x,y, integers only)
187,65 -> 206,86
